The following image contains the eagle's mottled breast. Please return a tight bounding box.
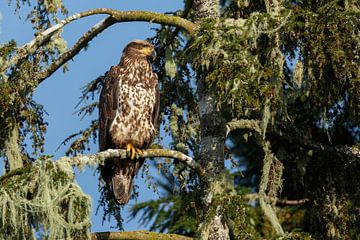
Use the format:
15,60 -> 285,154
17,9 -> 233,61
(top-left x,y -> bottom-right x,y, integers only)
109,57 -> 158,148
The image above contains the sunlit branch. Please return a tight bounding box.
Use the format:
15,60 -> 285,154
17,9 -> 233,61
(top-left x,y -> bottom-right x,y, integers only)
258,140 -> 285,235
57,148 -> 205,177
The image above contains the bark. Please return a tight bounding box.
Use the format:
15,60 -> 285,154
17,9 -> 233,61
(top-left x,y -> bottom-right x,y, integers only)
192,1 -> 231,239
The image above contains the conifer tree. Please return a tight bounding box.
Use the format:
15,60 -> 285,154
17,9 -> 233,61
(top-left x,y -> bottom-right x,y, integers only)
0,0 -> 359,239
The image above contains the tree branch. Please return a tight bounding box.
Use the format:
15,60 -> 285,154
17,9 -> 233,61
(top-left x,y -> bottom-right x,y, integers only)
258,140 -> 284,235
270,123 -> 360,161
170,0 -> 194,38
57,148 -> 205,177
244,193 -> 309,206
2,8 -> 196,76
225,119 -> 261,136
226,119 -> 360,161
91,230 -> 192,240
1,10 -> 103,73
36,16 -> 117,84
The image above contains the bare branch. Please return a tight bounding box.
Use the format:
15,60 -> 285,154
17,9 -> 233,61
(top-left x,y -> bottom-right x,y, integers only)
91,230 -> 192,240
57,148 -> 205,177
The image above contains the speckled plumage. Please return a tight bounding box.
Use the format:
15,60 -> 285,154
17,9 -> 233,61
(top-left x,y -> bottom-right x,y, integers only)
99,40 -> 159,204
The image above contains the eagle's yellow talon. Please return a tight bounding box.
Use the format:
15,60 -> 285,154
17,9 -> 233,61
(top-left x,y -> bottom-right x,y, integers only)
126,143 -> 143,160
126,143 -> 136,160
131,149 -> 136,160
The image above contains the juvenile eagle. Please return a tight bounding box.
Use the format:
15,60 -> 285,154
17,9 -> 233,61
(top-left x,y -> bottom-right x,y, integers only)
99,40 -> 159,205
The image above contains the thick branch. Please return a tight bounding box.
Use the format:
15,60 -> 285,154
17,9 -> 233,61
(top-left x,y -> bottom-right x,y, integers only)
2,8 -> 196,76
57,148 -> 204,177
91,230 -> 192,240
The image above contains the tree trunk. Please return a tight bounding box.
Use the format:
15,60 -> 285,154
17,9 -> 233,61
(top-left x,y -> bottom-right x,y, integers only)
193,1 -> 231,239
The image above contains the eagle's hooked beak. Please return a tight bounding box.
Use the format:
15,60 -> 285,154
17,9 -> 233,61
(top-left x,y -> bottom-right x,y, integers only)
150,49 -> 156,61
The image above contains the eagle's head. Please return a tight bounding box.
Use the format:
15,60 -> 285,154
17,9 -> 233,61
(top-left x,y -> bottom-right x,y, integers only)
123,40 -> 156,61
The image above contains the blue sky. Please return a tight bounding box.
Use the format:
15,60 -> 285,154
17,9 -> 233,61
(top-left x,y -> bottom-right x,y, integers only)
0,0 -> 183,232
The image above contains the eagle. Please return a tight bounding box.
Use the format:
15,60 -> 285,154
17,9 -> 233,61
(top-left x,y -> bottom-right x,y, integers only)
99,40 -> 159,205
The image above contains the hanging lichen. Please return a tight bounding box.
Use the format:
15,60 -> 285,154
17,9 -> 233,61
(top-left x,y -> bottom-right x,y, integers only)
0,158 -> 91,239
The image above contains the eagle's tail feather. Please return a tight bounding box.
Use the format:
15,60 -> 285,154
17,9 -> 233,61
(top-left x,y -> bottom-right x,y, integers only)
103,157 -> 145,205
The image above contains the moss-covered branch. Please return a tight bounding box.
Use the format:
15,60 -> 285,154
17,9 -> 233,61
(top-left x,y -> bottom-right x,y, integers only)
57,148 -> 204,177
91,230 -> 192,240
258,140 -> 284,235
4,125 -> 23,170
226,119 -> 261,136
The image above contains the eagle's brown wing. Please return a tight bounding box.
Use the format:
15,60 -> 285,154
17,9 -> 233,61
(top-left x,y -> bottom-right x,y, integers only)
99,66 -> 135,204
152,74 -> 160,133
99,66 -> 120,151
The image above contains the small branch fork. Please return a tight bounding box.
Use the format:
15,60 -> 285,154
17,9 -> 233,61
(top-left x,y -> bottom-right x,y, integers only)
57,148 -> 205,177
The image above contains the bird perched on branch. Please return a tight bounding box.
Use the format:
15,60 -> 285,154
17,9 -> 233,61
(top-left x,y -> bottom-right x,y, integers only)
99,40 -> 159,204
